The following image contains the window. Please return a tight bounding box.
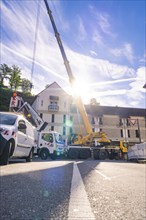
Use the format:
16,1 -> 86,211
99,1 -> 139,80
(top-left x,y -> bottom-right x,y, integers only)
40,113 -> 43,118
70,116 -> 73,122
128,130 -> 130,138
51,114 -> 55,123
54,133 -> 63,143
18,120 -> 26,134
51,101 -> 57,105
63,126 -> 66,135
126,119 -> 130,126
0,113 -> 17,125
119,118 -> 123,126
51,126 -> 54,131
70,127 -> 73,135
41,133 -> 53,143
63,115 -> 66,124
50,96 -> 59,101
99,117 -> 103,125
91,117 -> 95,124
41,100 -> 43,106
120,129 -> 123,137
135,130 -> 139,138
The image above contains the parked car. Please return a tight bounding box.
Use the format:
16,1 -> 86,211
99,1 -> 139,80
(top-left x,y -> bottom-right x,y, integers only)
0,112 -> 35,165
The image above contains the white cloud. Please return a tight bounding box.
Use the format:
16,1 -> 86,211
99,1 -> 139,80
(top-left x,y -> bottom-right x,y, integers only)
1,0 -> 145,108
90,50 -> 97,57
98,13 -> 113,36
89,5 -> 116,38
110,43 -> 135,64
77,16 -> 87,41
129,67 -> 146,92
92,29 -> 104,46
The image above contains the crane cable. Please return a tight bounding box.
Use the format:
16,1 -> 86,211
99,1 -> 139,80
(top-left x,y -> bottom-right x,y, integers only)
30,0 -> 40,90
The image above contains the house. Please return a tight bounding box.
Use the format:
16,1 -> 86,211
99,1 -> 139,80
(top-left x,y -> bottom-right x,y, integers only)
32,82 -> 73,139
32,82 -> 146,144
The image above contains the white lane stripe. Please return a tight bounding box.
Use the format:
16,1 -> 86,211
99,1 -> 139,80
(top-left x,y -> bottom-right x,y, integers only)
95,170 -> 111,181
68,162 -> 95,220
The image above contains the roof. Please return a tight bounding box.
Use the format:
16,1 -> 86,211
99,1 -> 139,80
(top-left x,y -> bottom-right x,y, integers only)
32,81 -> 71,101
86,105 -> 146,117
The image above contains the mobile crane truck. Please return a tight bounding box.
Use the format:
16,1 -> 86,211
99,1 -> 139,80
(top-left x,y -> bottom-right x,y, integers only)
44,0 -> 128,160
9,92 -> 67,160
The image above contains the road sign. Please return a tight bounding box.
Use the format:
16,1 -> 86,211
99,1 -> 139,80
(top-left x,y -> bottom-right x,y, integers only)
129,118 -> 137,126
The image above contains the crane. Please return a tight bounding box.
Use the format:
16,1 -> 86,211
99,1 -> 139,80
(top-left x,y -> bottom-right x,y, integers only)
43,0 -> 111,146
44,0 -> 92,136
43,0 -> 130,160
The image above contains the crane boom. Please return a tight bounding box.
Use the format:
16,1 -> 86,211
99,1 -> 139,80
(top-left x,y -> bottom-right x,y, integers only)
44,0 -> 92,134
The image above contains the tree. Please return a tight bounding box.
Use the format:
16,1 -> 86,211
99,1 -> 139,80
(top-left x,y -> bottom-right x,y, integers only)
9,65 -> 21,90
90,98 -> 100,106
0,63 -> 11,86
21,78 -> 33,93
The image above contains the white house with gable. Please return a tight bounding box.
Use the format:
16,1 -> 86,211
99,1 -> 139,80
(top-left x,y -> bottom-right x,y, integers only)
32,82 -> 74,139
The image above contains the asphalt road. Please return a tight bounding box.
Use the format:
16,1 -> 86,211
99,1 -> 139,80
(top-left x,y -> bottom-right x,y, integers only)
0,158 -> 145,220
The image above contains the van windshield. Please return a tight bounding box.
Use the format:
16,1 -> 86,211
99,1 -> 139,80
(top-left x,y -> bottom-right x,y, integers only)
0,113 -> 17,125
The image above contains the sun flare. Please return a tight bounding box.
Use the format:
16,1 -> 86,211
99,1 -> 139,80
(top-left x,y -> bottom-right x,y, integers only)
65,79 -> 92,104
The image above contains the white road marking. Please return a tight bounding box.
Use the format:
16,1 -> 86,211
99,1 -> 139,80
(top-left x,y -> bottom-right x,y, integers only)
68,162 -> 95,220
95,170 -> 111,181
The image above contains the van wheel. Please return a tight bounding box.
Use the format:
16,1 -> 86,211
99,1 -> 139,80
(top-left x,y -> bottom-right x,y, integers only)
26,149 -> 34,162
40,149 -> 49,160
0,141 -> 11,166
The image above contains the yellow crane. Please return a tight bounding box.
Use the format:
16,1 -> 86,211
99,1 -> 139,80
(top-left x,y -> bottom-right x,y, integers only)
43,0 -> 127,160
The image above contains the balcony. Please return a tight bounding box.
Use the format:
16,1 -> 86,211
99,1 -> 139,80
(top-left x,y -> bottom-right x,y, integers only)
48,104 -> 59,112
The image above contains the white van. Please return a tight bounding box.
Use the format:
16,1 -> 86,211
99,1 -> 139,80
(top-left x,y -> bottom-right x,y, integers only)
0,112 -> 35,165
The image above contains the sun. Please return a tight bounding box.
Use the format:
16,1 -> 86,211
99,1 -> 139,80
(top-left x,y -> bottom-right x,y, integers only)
66,79 -> 91,104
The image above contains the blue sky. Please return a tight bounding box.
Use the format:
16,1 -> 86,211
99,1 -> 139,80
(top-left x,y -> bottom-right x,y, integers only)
1,0 -> 146,108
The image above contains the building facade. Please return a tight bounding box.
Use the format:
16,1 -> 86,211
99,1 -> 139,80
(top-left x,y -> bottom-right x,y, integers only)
32,82 -> 146,144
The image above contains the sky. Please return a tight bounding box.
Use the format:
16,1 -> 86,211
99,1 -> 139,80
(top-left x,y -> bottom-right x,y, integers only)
0,0 -> 146,109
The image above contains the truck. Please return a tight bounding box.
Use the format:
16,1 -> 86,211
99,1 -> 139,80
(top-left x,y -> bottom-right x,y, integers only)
43,0 -> 128,160
9,92 -> 66,160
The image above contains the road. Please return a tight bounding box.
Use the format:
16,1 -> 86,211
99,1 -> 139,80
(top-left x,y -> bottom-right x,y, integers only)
0,158 -> 145,220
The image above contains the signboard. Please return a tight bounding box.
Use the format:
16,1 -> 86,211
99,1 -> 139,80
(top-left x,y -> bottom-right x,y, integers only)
129,118 -> 137,126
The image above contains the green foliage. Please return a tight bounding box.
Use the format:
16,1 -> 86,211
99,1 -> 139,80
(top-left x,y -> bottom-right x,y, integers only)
21,78 -> 32,93
0,87 -> 35,112
0,63 -> 33,93
9,65 -> 22,90
0,63 -> 11,86
0,63 -> 35,111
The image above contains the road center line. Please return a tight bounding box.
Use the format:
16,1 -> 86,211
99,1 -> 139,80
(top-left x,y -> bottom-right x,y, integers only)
68,162 -> 95,220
